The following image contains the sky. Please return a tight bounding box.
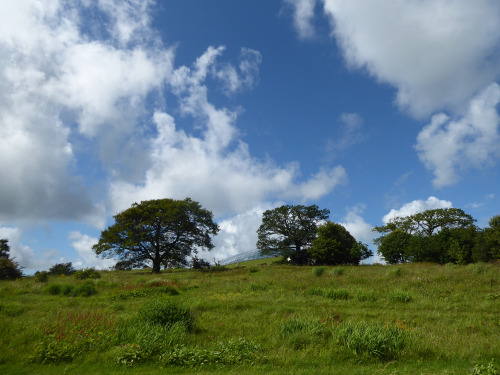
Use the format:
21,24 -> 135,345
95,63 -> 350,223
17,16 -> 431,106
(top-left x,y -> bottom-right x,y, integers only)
1,0 -> 500,273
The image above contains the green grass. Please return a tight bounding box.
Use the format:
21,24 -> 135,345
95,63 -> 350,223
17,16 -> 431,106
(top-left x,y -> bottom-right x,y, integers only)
0,262 -> 499,374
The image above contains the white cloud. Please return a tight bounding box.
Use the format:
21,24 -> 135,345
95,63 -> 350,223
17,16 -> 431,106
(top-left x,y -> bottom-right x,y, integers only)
284,0 -> 318,39
109,48 -> 346,217
199,204 -> 272,262
416,83 -> 500,187
320,0 -> 500,117
382,196 -> 452,224
339,204 -> 374,243
0,1 -> 173,225
69,231 -> 115,270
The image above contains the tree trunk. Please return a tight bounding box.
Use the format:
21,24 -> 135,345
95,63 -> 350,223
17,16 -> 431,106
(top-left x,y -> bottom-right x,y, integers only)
152,261 -> 161,273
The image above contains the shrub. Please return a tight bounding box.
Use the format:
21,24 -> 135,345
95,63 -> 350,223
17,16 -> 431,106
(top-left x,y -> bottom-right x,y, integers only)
62,285 -> 75,296
191,256 -> 211,270
313,267 -> 326,277
0,258 -> 23,280
335,322 -> 409,360
74,268 -> 101,280
45,284 -> 62,295
48,262 -> 76,276
137,299 -> 194,331
74,281 -> 97,297
34,271 -> 49,283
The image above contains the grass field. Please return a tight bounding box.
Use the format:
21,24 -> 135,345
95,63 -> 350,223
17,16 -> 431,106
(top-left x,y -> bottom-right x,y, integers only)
0,261 -> 498,374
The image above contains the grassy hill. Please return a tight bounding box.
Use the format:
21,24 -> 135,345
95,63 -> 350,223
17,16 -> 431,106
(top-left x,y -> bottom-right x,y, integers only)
0,262 -> 499,374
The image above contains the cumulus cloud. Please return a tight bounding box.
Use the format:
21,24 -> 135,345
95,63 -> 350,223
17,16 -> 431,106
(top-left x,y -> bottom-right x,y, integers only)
416,83 -> 500,187
382,196 -> 452,224
339,204 -> 374,244
69,231 -> 115,270
0,0 -> 173,226
320,0 -> 500,117
283,0 -> 318,39
109,47 -> 347,217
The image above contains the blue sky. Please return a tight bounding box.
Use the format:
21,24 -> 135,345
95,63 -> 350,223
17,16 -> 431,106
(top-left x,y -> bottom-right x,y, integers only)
1,0 -> 500,273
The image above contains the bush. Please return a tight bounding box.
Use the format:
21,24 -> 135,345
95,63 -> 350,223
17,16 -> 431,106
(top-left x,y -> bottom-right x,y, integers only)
332,267 -> 344,276
191,256 -> 211,270
74,268 -> 101,280
0,258 -> 23,280
45,284 -> 62,295
137,299 -> 194,331
74,281 -> 97,297
34,271 -> 49,283
48,262 -> 76,276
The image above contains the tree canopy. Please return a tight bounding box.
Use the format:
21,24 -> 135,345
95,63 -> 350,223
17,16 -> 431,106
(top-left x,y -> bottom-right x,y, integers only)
0,239 -> 23,280
374,208 -> 481,264
308,221 -> 372,265
257,204 -> 329,265
93,198 -> 219,273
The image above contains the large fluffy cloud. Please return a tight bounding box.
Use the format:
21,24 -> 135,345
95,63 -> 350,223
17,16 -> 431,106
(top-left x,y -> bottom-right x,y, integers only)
109,46 -> 347,217
382,196 -> 452,224
320,0 -> 500,117
416,83 -> 500,187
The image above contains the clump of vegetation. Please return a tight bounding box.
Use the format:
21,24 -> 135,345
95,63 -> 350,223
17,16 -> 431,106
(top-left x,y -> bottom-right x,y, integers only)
0,239 -> 23,280
137,299 -> 194,331
74,268 -> 101,280
388,290 -> 413,303
34,271 -> 49,283
48,262 -> 76,276
470,359 -> 499,375
332,267 -> 345,276
312,266 -> 326,277
335,322 -> 409,360
31,311 -> 119,363
308,287 -> 350,300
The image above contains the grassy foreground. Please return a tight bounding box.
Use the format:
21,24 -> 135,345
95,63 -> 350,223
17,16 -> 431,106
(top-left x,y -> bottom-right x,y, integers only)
0,261 -> 498,374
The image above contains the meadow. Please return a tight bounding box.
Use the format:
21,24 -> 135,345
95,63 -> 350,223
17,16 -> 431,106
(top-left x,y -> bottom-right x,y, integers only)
0,261 -> 498,374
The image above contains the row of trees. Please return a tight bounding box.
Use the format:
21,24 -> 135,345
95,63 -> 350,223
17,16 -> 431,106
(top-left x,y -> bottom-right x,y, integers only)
92,199 -> 371,273
374,208 -> 500,264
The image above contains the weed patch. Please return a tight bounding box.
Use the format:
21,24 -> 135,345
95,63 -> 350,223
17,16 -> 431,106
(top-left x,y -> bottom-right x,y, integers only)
137,299 -> 194,331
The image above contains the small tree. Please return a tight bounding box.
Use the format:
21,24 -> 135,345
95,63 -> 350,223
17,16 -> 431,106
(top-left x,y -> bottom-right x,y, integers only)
93,198 -> 219,273
376,230 -> 413,264
257,204 -> 329,265
0,239 -> 23,280
308,221 -> 372,265
48,262 -> 76,275
485,215 -> 500,260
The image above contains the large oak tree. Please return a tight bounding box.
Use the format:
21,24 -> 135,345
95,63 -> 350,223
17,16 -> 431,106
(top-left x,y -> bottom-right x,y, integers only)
93,198 -> 219,273
257,204 -> 329,265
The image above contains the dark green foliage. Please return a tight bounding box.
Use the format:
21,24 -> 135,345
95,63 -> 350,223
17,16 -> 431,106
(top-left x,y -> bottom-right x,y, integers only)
312,266 -> 325,276
0,239 -> 9,259
309,221 -> 373,265
191,256 -> 211,269
377,230 -> 412,264
137,299 -> 194,331
0,258 -> 23,280
374,208 -> 492,265
0,239 -> 23,280
34,271 -> 49,283
93,198 -> 219,273
45,284 -> 62,295
74,281 -> 98,297
48,262 -> 76,275
485,215 -> 500,260
74,268 -> 101,280
257,204 -> 329,265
